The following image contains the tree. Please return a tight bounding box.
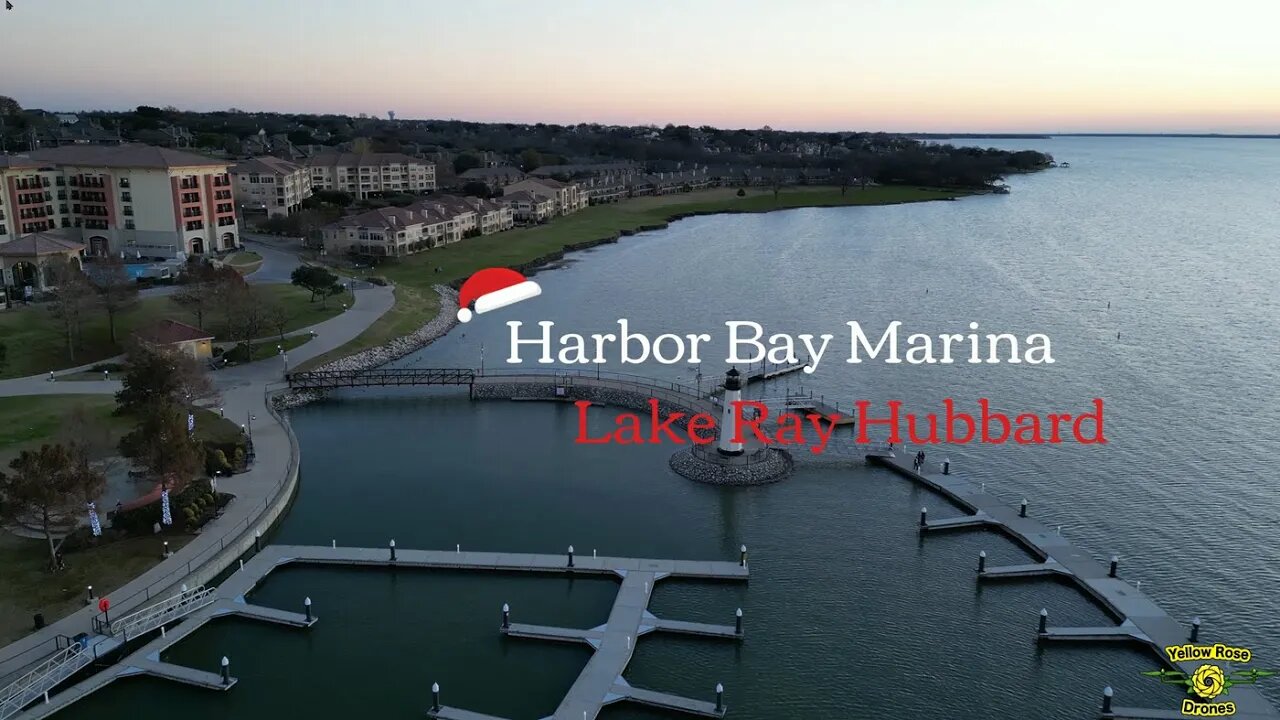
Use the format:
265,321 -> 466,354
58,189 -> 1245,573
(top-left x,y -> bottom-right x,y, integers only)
90,256 -> 138,344
227,284 -> 269,352
119,400 -> 203,491
0,95 -> 20,117
461,181 -> 491,198
290,265 -> 341,304
453,153 -> 481,174
115,340 -> 217,416
262,294 -> 290,342
46,258 -> 98,363
519,148 -> 542,171
1,444 -> 106,570
287,129 -> 313,146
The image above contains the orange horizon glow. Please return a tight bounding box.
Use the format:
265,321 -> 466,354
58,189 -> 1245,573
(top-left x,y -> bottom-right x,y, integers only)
2,0 -> 1278,134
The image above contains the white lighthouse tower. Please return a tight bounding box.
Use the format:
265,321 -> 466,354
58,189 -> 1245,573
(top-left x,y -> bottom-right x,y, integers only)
718,367 -> 745,456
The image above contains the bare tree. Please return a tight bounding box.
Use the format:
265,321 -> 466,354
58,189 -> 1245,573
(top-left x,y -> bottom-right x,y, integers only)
90,255 -> 138,344
1,444 -> 107,570
262,295 -> 290,343
228,285 -> 268,355
45,258 -> 98,363
115,339 -> 217,414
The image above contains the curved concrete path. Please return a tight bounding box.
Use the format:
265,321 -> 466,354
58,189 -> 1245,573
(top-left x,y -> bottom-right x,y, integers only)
0,280 -> 394,683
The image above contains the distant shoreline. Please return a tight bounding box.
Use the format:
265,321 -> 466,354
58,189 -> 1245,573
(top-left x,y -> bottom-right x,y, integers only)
913,132 -> 1280,140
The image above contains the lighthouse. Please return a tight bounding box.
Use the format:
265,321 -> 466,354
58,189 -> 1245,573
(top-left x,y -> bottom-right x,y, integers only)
718,367 -> 744,456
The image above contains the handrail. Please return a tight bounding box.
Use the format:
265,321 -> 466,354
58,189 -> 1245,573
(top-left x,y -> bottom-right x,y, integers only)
0,644 -> 90,720
92,586 -> 215,638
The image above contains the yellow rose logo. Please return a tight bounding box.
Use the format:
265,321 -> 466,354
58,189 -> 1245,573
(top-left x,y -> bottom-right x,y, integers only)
1191,664 -> 1226,700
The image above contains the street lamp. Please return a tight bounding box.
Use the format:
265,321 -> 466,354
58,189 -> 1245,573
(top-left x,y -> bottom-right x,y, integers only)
247,413 -> 256,440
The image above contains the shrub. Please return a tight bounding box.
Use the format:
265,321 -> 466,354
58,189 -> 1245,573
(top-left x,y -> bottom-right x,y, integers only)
366,276 -> 388,286
203,493 -> 215,506
182,507 -> 197,525
90,362 -> 124,373
736,188 -> 746,197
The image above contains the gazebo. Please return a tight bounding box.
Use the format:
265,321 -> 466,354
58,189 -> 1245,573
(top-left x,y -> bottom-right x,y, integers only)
0,231 -> 86,303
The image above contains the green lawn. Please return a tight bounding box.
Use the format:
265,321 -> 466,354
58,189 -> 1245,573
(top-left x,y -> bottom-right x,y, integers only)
222,333 -> 310,364
0,284 -> 342,379
0,395 -> 128,465
0,530 -> 193,644
225,251 -> 264,275
299,185 -> 963,369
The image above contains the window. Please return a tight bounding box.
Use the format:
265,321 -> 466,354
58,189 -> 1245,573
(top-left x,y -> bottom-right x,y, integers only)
120,177 -> 130,188
59,204 -> 68,214
55,176 -> 65,187
123,207 -> 133,216
73,204 -> 81,213
125,219 -> 135,230
61,218 -> 71,228
186,220 -> 204,231
121,192 -> 132,202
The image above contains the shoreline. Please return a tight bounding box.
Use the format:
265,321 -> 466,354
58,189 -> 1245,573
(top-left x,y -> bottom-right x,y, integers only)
299,186 -> 976,378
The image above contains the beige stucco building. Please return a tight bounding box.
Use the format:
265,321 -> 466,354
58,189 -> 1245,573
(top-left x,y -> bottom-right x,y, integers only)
304,151 -> 436,199
232,156 -> 313,216
503,177 -> 586,216
0,145 -> 239,259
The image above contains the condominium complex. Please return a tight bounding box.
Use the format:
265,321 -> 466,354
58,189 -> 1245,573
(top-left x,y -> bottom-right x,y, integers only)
304,151 -> 436,198
231,156 -> 313,216
0,144 -> 238,257
320,195 -> 512,257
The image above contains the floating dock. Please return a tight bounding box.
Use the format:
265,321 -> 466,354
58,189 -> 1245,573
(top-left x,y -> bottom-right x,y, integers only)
876,453 -> 1280,720
14,544 -> 746,720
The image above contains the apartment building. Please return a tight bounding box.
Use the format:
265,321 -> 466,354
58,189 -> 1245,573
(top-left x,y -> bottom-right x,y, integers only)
0,145 -> 238,258
500,190 -> 555,224
231,156 -> 313,216
305,151 -> 436,198
457,165 -> 526,191
320,204 -> 460,257
503,177 -> 586,216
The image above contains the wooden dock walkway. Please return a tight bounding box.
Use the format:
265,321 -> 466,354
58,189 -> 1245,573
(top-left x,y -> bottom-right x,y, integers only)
873,453 -> 1280,719
17,544 -> 746,720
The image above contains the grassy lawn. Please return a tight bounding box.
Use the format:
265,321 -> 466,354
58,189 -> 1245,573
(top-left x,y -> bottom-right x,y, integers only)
300,185 -> 962,368
295,282 -> 439,372
224,251 -> 264,275
221,333 -> 310,364
0,284 -> 342,379
0,530 -> 194,644
0,395 -> 128,466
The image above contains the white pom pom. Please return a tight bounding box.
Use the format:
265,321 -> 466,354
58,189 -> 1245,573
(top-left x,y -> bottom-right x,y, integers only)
457,307 -> 473,323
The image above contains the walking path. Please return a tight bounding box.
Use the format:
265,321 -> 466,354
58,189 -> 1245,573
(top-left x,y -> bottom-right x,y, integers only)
0,279 -> 393,685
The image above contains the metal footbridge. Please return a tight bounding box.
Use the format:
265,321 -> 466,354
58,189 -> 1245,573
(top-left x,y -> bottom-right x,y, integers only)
0,586 -> 215,720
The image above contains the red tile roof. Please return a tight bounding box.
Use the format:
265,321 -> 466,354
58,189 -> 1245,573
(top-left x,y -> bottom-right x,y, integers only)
134,319 -> 214,345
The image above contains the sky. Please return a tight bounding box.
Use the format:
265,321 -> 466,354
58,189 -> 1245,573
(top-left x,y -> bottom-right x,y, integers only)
2,0 -> 1279,134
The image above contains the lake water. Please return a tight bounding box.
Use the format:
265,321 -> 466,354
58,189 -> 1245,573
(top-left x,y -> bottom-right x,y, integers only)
64,137 -> 1280,719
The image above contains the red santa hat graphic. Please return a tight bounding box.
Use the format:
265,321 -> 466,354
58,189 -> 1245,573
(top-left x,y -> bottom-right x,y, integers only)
456,268 -> 542,323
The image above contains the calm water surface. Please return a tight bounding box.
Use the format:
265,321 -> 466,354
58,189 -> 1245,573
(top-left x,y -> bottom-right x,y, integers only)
67,138 -> 1280,719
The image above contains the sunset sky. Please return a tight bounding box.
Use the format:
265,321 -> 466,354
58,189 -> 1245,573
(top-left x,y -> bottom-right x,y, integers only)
3,0 -> 1278,133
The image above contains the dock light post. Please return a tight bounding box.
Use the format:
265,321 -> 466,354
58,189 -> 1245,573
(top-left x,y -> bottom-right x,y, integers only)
86,585 -> 94,605
247,414 -> 256,441
1190,617 -> 1201,642
978,550 -> 987,573
181,584 -> 188,596
431,682 -> 440,712
919,507 -> 928,527
103,369 -> 109,381
1102,687 -> 1113,714
1108,556 -> 1118,578
162,540 -> 170,559
739,544 -> 748,567
502,603 -> 510,630
1038,608 -> 1048,634
942,458 -> 951,475
1020,498 -> 1028,517
220,656 -> 230,686
253,530 -> 261,552
304,597 -> 312,623
219,406 -> 224,418
715,683 -> 724,713
49,370 -> 54,382
567,545 -> 574,568
735,608 -> 743,636
389,539 -> 397,562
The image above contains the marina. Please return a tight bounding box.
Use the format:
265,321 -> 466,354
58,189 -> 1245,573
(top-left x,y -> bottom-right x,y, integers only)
5,544 -> 748,720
